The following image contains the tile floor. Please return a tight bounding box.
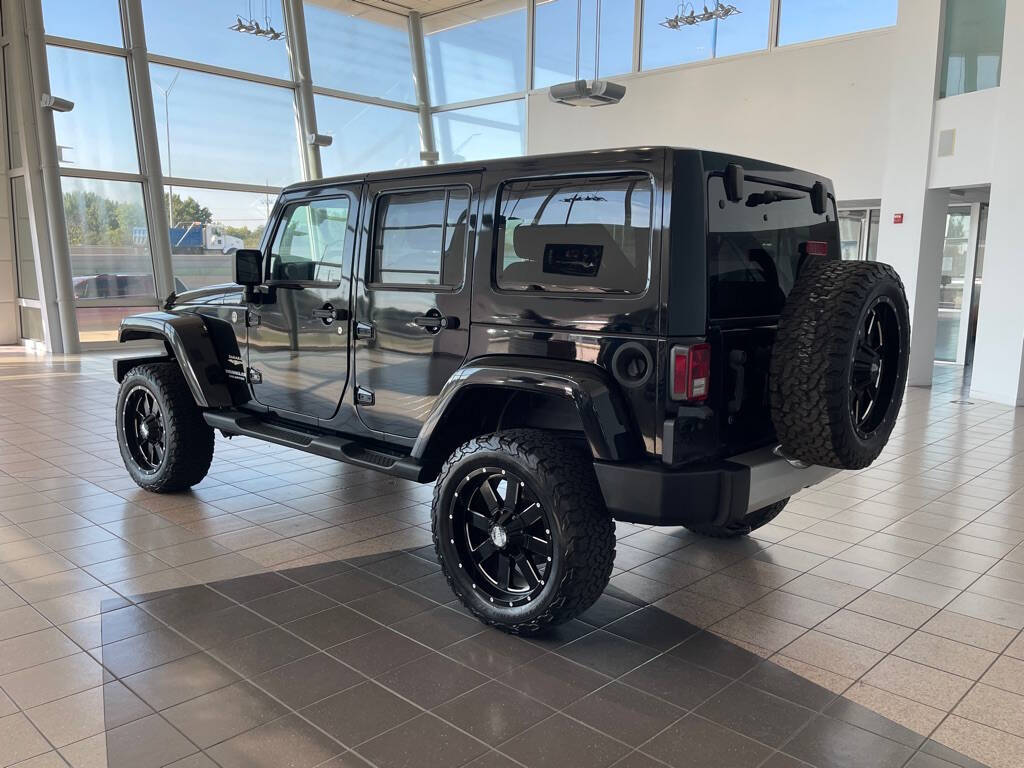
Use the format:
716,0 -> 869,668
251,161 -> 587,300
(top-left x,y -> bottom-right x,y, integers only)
0,351 -> 1022,768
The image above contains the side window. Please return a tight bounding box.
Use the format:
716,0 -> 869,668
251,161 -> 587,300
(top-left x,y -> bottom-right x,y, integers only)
496,174 -> 653,294
268,197 -> 351,284
371,187 -> 470,288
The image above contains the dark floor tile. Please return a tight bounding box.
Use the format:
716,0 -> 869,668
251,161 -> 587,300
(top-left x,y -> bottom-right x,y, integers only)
348,586 -> 434,624
206,713 -> 345,768
165,753 -> 220,768
785,715 -> 916,768
761,754 -> 816,768
919,739 -> 991,768
502,713 -> 630,768
445,627 -> 546,677
669,631 -> 762,678
97,604 -> 165,646
496,652 -> 610,709
142,585 -> 235,624
695,682 -> 815,748
465,752 -> 522,768
302,681 -> 420,746
621,654 -> 731,711
100,679 -> 156,730
378,652 -> 488,708
210,626 -> 313,677
163,680 -> 288,749
643,713 -> 772,768
98,627 -> 198,677
556,630 -> 660,678
362,552 -> 438,584
101,713 -> 197,768
360,713 -> 488,768
434,680 -> 553,745
319,753 -> 373,767
825,696 -> 927,749
578,593 -> 641,628
404,571 -> 458,604
906,754 -> 970,768
603,606 -> 700,651
328,628 -> 429,677
252,652 -> 362,709
742,660 -> 838,711
211,571 -> 294,603
277,560 -> 351,584
123,651 -> 240,710
173,604 -> 275,649
522,618 -> 595,650
392,605 -> 483,649
308,569 -> 390,603
565,681 -> 684,746
284,605 -> 377,649
246,586 -> 337,624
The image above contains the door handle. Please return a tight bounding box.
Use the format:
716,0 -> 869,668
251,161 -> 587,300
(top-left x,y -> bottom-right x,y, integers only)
312,304 -> 338,324
413,315 -> 448,330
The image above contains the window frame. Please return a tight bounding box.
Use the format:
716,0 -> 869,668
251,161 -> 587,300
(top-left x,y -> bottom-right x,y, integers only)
491,170 -> 656,299
262,193 -> 355,289
367,183 -> 473,293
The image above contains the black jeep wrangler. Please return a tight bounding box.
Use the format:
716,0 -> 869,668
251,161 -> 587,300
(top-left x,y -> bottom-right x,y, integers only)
114,147 -> 909,634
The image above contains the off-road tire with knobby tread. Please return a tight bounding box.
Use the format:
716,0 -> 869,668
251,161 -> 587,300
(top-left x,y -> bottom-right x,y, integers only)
432,429 -> 615,635
770,259 -> 909,469
116,362 -> 215,492
684,498 -> 788,538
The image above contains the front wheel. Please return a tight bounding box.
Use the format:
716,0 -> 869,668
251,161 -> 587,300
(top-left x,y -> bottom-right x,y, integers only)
433,429 -> 615,635
116,362 -> 214,492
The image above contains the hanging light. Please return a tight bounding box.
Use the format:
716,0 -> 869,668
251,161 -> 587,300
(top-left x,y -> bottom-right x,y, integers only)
549,0 -> 626,107
228,0 -> 285,41
661,1 -> 742,29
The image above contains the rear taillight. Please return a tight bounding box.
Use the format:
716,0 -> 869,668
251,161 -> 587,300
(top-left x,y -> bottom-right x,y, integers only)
670,343 -> 711,402
802,240 -> 829,257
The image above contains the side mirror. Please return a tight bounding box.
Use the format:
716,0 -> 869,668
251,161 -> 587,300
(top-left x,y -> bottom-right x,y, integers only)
724,163 -> 744,203
810,181 -> 828,215
234,249 -> 263,287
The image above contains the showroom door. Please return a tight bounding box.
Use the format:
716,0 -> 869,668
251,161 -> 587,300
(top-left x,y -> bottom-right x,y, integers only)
353,175 -> 478,439
247,189 -> 359,420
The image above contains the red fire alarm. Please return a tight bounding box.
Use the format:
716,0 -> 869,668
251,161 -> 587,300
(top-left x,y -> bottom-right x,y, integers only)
893,213 -> 904,224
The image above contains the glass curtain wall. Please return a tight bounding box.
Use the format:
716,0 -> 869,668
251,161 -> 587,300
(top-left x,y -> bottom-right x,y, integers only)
940,0 -> 1006,98
534,0 -> 633,88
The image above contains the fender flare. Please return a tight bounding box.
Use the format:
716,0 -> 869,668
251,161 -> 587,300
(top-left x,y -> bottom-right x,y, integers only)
116,312 -> 233,408
411,356 -> 644,463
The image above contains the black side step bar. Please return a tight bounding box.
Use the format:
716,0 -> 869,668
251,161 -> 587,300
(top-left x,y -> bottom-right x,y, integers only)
203,410 -> 425,482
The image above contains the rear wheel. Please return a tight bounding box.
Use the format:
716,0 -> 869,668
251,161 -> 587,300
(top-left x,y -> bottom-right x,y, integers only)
433,429 -> 615,635
684,498 -> 788,539
116,362 -> 214,492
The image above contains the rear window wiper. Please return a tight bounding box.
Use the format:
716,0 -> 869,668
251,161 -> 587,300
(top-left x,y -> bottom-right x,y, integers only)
745,190 -> 804,207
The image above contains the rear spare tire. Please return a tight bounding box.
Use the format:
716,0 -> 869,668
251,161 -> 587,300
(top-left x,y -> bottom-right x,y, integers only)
770,260 -> 909,470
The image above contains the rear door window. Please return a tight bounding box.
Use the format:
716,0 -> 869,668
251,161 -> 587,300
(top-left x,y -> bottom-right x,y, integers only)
708,177 -> 838,318
496,174 -> 653,294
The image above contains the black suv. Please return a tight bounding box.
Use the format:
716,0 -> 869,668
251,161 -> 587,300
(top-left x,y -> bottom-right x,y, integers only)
114,147 -> 910,633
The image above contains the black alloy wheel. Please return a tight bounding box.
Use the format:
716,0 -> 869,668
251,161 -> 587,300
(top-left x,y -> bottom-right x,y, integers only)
850,297 -> 901,440
123,385 -> 166,473
450,466 -> 553,607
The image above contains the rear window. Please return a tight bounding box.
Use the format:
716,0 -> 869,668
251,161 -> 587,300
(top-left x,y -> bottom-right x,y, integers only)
708,176 -> 838,318
496,174 -> 652,294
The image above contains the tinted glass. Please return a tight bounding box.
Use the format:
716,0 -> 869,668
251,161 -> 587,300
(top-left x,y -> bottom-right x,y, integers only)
268,198 -> 351,283
5,47 -> 22,169
779,0 -> 897,46
142,0 -> 290,79
707,176 -> 839,318
497,175 -> 652,294
19,306 -> 44,342
48,47 -> 138,173
12,177 -> 37,300
424,3 -> 526,105
315,95 -> 420,175
42,0 -> 122,46
61,177 -> 155,299
433,100 -> 524,163
940,0 -> 1005,98
372,188 -> 470,287
305,2 -> 415,103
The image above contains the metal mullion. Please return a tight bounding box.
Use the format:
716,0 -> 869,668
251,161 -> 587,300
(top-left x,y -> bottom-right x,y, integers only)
75,297 -> 160,308
768,0 -> 781,49
283,0 -> 321,181
311,85 -> 418,112
163,176 -> 281,195
43,35 -> 127,57
58,167 -> 144,183
407,11 -> 437,166
431,91 -> 527,114
146,52 -> 295,90
526,0 -> 536,89
633,0 -> 643,72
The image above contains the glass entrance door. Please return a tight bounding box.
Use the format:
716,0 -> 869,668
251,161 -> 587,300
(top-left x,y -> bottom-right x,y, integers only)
935,204 -> 981,364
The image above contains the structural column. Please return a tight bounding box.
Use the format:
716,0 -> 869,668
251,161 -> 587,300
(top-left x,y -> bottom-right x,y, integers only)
874,0 -> 946,387
283,0 -> 322,180
970,1 -> 1024,405
122,0 -> 174,302
23,0 -> 78,352
407,11 -> 437,166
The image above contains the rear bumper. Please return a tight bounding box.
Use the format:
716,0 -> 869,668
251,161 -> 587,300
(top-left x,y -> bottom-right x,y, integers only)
594,446 -> 838,527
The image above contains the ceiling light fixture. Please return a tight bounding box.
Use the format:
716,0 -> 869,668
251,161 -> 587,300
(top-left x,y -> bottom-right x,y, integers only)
549,0 -> 626,107
229,0 -> 285,41
661,1 -> 742,29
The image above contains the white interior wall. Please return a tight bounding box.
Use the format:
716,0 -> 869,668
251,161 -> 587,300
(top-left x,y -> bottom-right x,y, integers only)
929,88 -> 997,190
526,30 -> 896,201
